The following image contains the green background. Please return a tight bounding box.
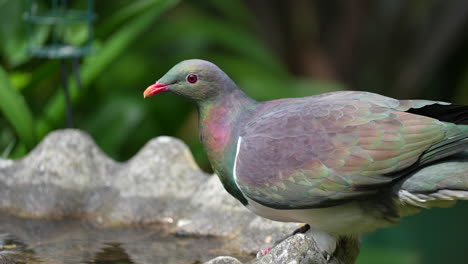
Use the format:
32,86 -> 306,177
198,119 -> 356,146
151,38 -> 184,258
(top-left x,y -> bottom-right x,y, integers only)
1,1 -> 468,263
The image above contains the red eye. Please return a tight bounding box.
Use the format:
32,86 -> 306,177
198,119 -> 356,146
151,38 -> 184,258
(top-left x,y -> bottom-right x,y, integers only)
186,74 -> 198,84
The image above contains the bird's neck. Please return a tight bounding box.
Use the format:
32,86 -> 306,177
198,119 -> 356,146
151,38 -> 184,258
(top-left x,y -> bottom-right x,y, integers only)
198,89 -> 257,204
198,89 -> 256,162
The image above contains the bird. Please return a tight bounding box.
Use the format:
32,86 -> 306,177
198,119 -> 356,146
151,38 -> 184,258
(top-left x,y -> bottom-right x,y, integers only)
143,59 -> 468,258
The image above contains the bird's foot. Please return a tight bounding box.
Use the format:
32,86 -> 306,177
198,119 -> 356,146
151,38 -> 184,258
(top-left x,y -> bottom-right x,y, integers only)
269,224 -> 311,247
256,224 -> 309,258
256,248 -> 271,259
292,224 -> 310,235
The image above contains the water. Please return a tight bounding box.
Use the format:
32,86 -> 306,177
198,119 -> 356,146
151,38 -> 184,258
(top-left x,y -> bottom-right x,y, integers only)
0,215 -> 253,264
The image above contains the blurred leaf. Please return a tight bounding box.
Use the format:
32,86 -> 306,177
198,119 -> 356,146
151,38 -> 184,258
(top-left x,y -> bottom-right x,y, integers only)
202,0 -> 253,26
10,72 -> 32,91
0,66 -> 36,149
97,0 -> 163,37
36,0 -> 180,138
23,60 -> 59,94
10,142 -> 27,159
1,138 -> 15,158
156,13 -> 286,75
0,0 -> 21,40
0,0 -> 50,67
0,0 -> 26,66
64,23 -> 89,46
0,124 -> 16,158
27,23 -> 51,52
209,54 -> 342,100
83,96 -> 144,159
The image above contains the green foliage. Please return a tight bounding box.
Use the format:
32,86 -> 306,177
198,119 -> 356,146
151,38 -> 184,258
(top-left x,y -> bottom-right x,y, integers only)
0,1 -> 468,263
0,0 -> 340,163
36,0 -> 180,138
0,66 -> 35,150
0,0 -> 29,66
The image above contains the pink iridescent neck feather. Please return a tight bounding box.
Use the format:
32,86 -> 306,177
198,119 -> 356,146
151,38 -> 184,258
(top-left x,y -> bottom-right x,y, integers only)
198,89 -> 257,173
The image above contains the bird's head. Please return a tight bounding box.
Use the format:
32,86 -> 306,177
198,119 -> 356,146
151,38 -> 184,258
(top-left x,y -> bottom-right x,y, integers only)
144,59 -> 235,103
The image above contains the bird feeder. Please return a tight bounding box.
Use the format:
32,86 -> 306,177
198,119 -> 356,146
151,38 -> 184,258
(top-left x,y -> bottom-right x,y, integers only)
24,0 -> 95,127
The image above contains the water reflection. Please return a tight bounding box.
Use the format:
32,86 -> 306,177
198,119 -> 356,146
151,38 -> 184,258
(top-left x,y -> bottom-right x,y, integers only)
0,215 -> 251,264
86,243 -> 134,264
0,233 -> 41,264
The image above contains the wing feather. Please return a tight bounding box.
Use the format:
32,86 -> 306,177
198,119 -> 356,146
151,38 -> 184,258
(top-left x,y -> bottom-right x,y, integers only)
234,92 -> 465,209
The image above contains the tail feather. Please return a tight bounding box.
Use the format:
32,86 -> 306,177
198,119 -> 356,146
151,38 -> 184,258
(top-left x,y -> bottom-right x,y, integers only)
398,189 -> 468,209
397,189 -> 468,217
406,102 -> 468,165
391,103 -> 468,216
394,151 -> 468,214
406,103 -> 468,125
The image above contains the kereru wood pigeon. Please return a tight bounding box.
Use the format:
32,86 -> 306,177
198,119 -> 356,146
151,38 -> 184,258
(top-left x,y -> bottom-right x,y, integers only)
144,59 -> 468,257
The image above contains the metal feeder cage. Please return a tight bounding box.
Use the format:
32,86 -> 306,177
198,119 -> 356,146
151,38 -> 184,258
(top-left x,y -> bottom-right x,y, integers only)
23,0 -> 95,128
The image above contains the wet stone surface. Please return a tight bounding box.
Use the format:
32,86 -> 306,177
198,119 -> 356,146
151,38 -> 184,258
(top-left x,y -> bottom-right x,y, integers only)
0,129 -> 304,264
0,214 -> 251,264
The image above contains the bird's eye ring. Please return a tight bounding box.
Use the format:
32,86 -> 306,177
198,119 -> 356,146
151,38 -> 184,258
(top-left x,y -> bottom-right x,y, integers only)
186,74 -> 198,84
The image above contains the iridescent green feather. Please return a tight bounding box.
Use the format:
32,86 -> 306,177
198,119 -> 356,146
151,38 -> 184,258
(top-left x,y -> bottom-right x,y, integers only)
234,92 -> 467,209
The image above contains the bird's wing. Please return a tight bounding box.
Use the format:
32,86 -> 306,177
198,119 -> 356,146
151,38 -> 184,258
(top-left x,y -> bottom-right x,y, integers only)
234,91 -> 467,209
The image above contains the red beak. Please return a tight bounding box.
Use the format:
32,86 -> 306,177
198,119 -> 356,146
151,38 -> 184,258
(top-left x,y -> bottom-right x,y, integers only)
143,82 -> 170,98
